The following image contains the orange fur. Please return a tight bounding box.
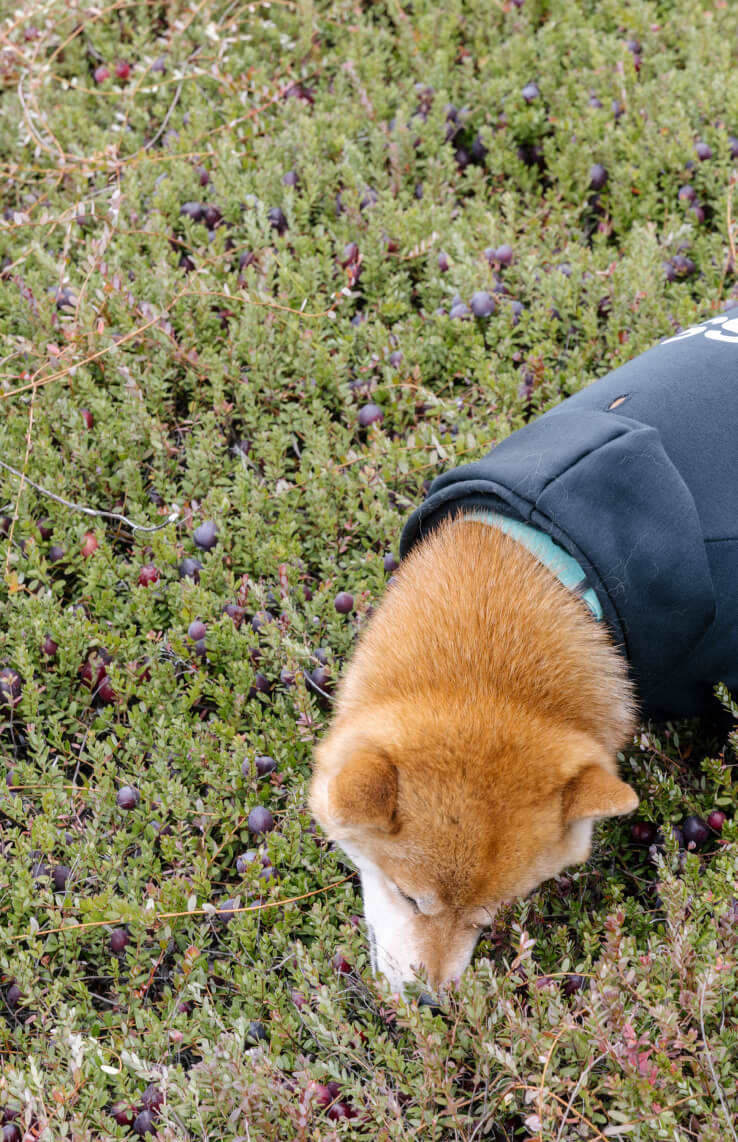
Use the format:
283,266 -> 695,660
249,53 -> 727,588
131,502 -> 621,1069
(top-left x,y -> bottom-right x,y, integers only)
309,513 -> 640,991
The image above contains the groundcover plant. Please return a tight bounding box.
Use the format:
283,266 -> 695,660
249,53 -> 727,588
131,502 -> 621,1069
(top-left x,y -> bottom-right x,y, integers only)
0,0 -> 737,1138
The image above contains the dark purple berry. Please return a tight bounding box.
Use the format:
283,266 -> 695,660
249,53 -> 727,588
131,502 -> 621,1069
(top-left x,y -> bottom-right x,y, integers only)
37,519 -> 53,540
116,786 -> 140,811
563,974 -> 586,996
55,288 -> 76,311
268,207 -> 288,233
695,141 -> 712,161
0,668 -> 22,709
132,1109 -> 155,1136
141,1085 -> 163,1115
589,163 -> 608,190
682,815 -> 710,850
471,133 -> 488,163
110,928 -> 130,954
248,806 -> 275,835
48,544 -> 65,563
388,350 -> 403,368
449,302 -> 471,320
202,204 -> 221,228
193,521 -> 218,550
2,1125 -> 22,1142
359,187 -> 378,211
509,300 -> 524,324
282,170 -> 299,187
707,810 -> 727,832
76,651 -> 104,688
383,553 -> 399,572
222,603 -> 245,626
630,821 -> 657,846
340,242 -> 359,266
41,636 -> 58,658
215,897 -> 238,923
469,291 -> 495,318
52,865 -> 70,891
333,951 -> 352,974
671,254 -> 696,277
180,201 -> 205,223
334,592 -> 354,614
521,82 -> 540,103
678,184 -> 696,204
358,403 -> 383,427
178,557 -> 202,582
110,1103 -> 136,1126
252,672 -> 271,693
280,667 -> 295,687
588,94 -> 603,108
255,755 -> 277,777
6,984 -> 22,1010
236,851 -> 258,873
96,676 -> 116,704
251,610 -> 273,632
247,1020 -> 268,1043
730,137 -> 738,160
496,243 -> 514,266
310,666 -> 330,690
188,619 -> 206,641
437,251 -> 450,272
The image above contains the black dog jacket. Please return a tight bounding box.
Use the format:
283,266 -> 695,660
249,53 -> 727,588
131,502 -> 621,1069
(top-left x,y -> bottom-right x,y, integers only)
399,311 -> 738,721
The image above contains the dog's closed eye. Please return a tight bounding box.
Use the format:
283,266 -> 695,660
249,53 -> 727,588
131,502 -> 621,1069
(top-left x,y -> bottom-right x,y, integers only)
394,885 -> 421,913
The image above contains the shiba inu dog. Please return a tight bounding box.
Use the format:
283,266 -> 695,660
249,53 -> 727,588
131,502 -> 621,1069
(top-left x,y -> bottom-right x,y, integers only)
309,311 -> 738,993
308,516 -> 639,993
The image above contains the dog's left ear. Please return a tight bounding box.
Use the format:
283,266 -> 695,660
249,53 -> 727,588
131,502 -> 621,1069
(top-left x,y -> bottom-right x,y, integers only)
561,736 -> 639,824
328,740 -> 399,833
309,730 -> 400,835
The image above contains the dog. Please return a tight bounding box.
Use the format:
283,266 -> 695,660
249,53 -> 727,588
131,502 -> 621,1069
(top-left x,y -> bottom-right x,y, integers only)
308,310 -> 738,994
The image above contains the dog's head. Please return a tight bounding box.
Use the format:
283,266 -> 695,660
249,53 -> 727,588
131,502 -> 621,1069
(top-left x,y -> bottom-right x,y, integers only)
308,707 -> 638,994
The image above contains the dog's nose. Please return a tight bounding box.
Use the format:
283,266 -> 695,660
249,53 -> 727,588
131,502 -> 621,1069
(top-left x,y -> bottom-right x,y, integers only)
417,992 -> 444,1015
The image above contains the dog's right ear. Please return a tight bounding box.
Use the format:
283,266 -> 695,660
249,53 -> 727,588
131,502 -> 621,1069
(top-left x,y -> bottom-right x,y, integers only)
310,734 -> 399,835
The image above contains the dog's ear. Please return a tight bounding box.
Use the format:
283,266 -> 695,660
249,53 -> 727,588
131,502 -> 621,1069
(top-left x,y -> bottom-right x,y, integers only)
561,736 -> 639,825
328,740 -> 399,833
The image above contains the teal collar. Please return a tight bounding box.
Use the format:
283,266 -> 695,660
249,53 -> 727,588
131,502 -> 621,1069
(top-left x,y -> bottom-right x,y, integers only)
460,509 -> 603,622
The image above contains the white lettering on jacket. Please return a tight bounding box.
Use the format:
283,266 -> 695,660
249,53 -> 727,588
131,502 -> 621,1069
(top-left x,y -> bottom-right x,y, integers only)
661,314 -> 738,345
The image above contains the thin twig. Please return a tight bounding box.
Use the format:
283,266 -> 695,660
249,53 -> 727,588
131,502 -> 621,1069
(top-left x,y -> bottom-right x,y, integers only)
4,368 -> 39,578
698,975 -> 738,1142
0,458 -> 180,533
554,1052 -> 608,1142
141,78 -> 184,152
8,873 -> 358,944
